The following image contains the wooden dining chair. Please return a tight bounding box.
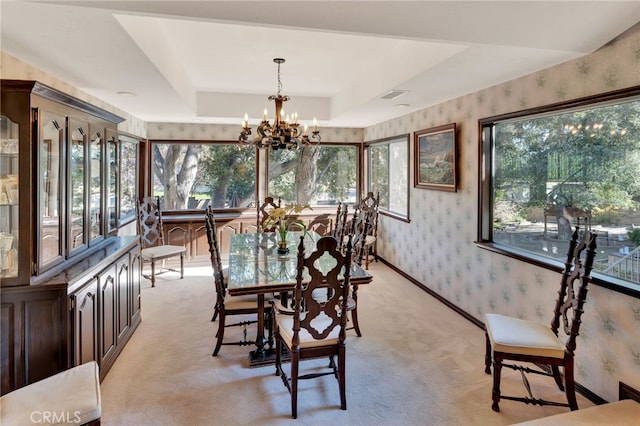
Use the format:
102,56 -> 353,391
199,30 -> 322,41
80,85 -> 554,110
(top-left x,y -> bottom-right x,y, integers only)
332,202 -> 349,251
137,196 -> 186,287
205,207 -> 268,356
273,235 -> 354,419
484,227 -> 597,412
336,206 -> 372,337
359,191 -> 380,269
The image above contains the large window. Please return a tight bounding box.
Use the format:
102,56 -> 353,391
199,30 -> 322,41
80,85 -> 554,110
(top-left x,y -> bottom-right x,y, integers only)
151,142 -> 256,210
268,144 -> 358,206
151,142 -> 358,210
479,87 -> 640,295
367,134 -> 409,220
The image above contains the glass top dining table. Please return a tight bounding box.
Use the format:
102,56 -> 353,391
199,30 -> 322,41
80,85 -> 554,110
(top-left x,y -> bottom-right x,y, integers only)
226,230 -> 372,297
225,230 -> 372,367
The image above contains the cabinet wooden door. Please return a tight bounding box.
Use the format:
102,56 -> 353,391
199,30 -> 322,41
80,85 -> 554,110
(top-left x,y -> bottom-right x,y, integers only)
0,286 -> 68,395
72,279 -> 98,366
130,249 -> 141,324
99,264 -> 116,371
116,255 -> 130,343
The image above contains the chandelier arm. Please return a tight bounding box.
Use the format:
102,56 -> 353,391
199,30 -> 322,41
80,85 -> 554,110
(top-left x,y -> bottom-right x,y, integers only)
239,57 -> 320,150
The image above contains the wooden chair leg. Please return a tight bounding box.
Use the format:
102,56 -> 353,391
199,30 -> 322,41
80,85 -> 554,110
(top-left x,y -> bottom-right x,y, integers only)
484,333 -> 492,374
350,308 -> 362,337
339,345 -> 347,410
350,284 -> 362,337
211,306 -> 219,322
551,365 -> 564,391
291,354 -> 299,419
150,260 -> 156,287
491,358 -> 503,412
180,253 -> 184,279
275,331 -> 282,376
212,311 -> 225,356
564,359 -> 579,411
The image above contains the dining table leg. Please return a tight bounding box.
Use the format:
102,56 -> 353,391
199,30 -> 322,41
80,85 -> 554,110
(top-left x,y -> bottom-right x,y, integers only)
250,294 -> 268,358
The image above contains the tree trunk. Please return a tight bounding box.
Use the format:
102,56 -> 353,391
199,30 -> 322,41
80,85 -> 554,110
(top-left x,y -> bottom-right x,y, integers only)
295,146 -> 319,205
155,144 -> 201,209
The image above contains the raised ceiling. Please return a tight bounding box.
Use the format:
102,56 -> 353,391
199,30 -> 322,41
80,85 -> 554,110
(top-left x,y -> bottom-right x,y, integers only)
1,1 -> 639,128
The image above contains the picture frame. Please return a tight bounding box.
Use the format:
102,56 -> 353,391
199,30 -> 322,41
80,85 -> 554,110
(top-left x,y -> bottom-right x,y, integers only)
413,123 -> 457,192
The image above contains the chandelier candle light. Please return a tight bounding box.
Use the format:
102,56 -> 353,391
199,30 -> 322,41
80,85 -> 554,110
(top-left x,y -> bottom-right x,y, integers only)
239,58 -> 320,150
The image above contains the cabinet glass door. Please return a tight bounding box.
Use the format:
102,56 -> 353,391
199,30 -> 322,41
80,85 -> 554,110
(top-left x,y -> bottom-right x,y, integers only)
69,122 -> 87,253
38,111 -> 65,270
119,136 -> 138,224
0,115 -> 19,278
106,135 -> 118,232
89,129 -> 103,242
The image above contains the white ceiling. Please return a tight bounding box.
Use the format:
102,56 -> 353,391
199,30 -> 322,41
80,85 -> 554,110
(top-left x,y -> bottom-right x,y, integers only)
1,1 -> 639,128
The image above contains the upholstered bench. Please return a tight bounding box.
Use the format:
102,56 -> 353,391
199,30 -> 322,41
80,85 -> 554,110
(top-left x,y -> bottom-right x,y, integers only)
0,361 -> 101,425
511,399 -> 640,425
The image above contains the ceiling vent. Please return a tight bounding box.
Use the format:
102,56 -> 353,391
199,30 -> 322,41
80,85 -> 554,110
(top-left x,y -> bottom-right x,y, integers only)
381,90 -> 407,100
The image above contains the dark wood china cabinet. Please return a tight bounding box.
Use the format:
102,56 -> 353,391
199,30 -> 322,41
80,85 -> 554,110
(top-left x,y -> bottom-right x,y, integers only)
0,80 -> 141,394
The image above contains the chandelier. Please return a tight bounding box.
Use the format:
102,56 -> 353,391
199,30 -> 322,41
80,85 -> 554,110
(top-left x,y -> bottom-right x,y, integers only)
239,58 -> 321,150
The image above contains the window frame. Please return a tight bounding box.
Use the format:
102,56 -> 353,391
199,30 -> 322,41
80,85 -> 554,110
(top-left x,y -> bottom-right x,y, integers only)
365,134 -> 411,222
477,85 -> 640,298
149,139 -> 258,213
265,141 -> 363,208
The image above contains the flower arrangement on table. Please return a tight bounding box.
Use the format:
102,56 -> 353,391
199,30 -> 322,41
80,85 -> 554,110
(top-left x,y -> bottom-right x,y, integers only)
263,203 -> 312,254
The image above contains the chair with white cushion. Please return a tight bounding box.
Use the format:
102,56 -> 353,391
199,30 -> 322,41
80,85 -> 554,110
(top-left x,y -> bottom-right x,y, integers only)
137,196 -> 185,287
205,206 -> 269,356
0,361 -> 101,426
273,235 -> 354,419
484,227 -> 597,412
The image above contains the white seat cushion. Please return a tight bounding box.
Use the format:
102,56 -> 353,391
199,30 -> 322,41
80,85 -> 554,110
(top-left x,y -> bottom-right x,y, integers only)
276,314 -> 340,349
224,294 -> 269,310
141,245 -> 185,261
0,361 -> 101,425
364,235 -> 376,246
510,399 -> 640,425
485,313 -> 565,359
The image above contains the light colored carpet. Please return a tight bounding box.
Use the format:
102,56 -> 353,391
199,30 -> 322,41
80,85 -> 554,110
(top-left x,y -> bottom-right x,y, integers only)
100,260 -> 593,425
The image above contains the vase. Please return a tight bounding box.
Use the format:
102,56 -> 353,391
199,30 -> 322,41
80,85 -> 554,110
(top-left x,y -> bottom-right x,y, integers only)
277,240 -> 289,255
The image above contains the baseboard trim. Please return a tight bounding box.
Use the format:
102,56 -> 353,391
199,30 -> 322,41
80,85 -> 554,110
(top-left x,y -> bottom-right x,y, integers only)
376,255 -> 608,406
377,257 -> 483,329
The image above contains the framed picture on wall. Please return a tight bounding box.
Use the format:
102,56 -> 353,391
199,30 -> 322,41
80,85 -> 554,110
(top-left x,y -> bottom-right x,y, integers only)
413,123 -> 457,192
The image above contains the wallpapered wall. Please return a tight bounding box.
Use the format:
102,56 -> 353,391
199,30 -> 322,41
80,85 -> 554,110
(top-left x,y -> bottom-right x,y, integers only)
365,25 -> 640,402
145,122 -> 363,143
2,24 -> 639,402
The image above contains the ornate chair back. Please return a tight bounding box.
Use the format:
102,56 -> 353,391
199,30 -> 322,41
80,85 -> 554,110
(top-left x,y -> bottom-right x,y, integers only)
137,196 -> 166,248
332,202 -> 349,250
348,207 -> 371,266
257,196 -> 281,231
204,206 -> 226,299
551,227 -> 598,355
292,235 -> 353,347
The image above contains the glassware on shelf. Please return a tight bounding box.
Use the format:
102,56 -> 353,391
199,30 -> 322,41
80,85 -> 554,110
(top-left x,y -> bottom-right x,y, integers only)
0,114 -> 19,279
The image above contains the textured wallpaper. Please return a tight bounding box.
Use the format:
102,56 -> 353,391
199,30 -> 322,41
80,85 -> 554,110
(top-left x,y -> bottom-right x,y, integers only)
365,25 -> 640,402
146,122 -> 363,143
